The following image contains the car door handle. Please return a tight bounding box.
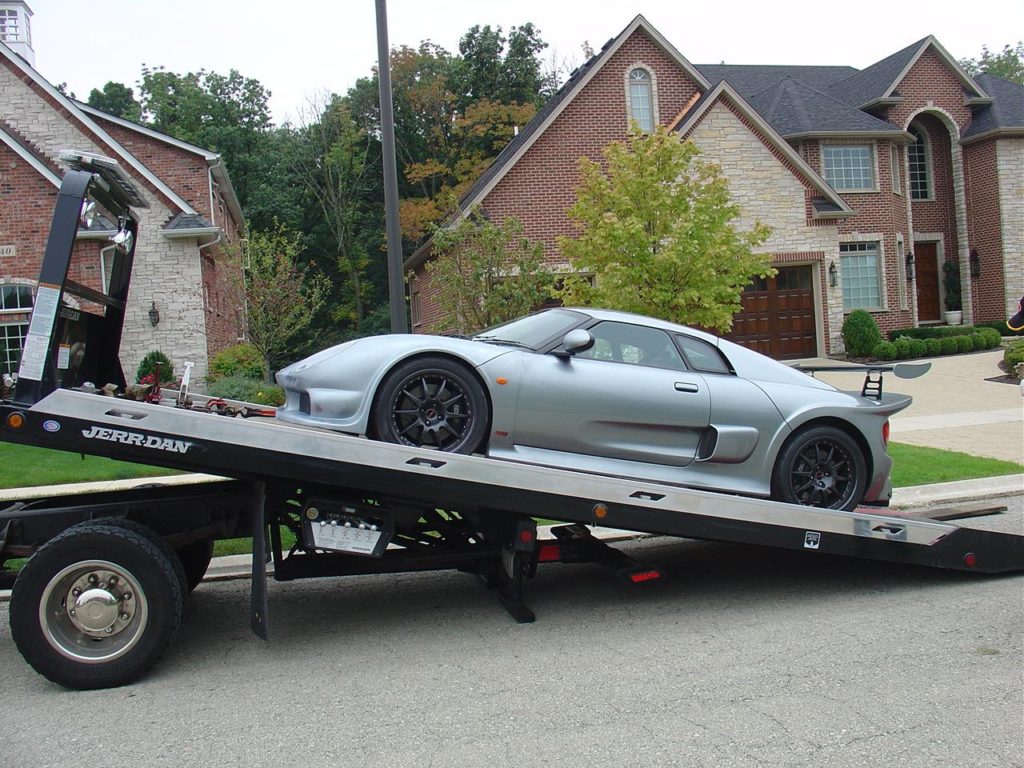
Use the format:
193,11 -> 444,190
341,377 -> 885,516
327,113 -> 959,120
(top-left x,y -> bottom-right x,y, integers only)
674,382 -> 700,393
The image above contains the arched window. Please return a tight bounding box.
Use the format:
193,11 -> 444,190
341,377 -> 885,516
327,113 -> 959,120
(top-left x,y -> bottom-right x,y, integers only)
908,124 -> 931,200
628,68 -> 654,132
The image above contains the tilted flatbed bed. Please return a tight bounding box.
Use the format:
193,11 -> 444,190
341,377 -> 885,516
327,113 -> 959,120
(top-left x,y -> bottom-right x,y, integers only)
2,154 -> 1021,690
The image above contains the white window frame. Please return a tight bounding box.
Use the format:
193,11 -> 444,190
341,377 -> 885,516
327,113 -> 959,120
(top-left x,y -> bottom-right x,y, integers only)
891,145 -> 902,196
0,283 -> 33,314
0,8 -> 20,43
822,144 -> 877,192
839,241 -> 884,312
908,125 -> 933,201
624,66 -> 657,133
0,319 -> 28,375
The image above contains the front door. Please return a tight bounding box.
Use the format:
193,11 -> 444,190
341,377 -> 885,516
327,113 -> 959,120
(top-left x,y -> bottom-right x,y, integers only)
915,242 -> 941,322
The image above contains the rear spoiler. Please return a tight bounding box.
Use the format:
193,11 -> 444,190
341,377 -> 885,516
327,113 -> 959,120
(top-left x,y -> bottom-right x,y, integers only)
789,362 -> 931,401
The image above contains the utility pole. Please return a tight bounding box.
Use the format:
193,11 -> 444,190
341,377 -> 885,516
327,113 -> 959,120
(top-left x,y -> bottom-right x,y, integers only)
375,0 -> 409,333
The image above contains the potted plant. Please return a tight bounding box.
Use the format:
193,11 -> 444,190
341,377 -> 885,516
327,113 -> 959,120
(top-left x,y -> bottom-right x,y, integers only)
942,259 -> 962,325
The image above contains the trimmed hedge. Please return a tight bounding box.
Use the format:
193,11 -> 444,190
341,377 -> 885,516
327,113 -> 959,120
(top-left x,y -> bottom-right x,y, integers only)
843,310 -> 883,357
209,343 -> 264,381
888,323 -> 1020,341
1005,340 -> 1024,373
207,375 -> 285,406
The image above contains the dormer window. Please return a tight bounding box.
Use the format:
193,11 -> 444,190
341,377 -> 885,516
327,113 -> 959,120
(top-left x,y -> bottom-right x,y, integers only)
628,68 -> 654,132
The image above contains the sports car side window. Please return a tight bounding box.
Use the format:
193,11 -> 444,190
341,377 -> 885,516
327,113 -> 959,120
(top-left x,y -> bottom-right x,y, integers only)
576,322 -> 685,370
676,335 -> 732,375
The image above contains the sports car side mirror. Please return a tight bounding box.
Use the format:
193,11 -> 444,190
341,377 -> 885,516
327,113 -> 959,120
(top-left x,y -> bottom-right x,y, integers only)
557,328 -> 595,358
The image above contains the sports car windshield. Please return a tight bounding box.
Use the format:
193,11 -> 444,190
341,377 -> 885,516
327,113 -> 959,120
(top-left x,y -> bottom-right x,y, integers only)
474,309 -> 585,351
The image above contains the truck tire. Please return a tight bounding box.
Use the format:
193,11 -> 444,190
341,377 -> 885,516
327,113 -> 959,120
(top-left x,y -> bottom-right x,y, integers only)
174,538 -> 215,593
9,521 -> 184,690
89,517 -> 189,597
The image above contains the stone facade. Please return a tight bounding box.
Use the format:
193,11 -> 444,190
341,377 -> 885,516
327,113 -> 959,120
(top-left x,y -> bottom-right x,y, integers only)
0,47 -> 244,385
996,138 -> 1024,316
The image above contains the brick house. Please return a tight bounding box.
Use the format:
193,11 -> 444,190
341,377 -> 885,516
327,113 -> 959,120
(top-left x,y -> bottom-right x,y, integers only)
408,15 -> 1023,359
0,1 -> 244,384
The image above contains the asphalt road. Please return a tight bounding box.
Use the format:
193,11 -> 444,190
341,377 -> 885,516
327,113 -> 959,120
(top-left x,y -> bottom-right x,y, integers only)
2,500 -> 1022,768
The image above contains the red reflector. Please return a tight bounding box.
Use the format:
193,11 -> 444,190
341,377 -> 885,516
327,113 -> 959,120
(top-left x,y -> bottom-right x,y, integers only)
538,543 -> 561,562
519,529 -> 534,544
882,421 -> 890,444
628,570 -> 661,583
964,552 -> 977,568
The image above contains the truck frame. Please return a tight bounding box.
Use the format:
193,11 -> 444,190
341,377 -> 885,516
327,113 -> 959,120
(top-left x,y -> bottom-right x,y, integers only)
2,154 -> 1022,690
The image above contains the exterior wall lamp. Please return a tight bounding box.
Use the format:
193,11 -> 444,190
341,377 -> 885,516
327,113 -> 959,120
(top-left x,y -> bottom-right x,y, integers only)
905,252 -> 915,282
828,262 -> 838,287
148,300 -> 160,327
969,249 -> 981,279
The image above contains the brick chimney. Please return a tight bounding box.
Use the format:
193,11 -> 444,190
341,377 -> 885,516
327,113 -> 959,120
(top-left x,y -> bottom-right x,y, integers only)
0,1 -> 33,67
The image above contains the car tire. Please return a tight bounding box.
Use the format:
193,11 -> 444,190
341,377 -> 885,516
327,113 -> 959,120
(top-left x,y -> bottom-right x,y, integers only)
372,356 -> 489,454
9,521 -> 184,690
771,425 -> 867,511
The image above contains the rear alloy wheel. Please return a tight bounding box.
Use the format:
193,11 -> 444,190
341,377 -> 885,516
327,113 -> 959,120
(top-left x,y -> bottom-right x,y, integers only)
373,356 -> 488,454
772,426 -> 867,511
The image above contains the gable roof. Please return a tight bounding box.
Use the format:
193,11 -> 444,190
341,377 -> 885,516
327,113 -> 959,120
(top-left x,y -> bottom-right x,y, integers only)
406,14 -> 710,269
671,81 -> 854,218
0,39 -> 197,216
963,74 -> 1024,143
827,36 -> 989,109
77,102 -> 245,230
746,77 -> 910,141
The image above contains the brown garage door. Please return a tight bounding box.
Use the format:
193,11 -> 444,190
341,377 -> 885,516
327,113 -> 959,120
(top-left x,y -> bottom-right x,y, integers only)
727,265 -> 817,359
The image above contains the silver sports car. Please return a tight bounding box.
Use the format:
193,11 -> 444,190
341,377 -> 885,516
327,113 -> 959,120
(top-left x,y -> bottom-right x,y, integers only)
276,308 -> 915,510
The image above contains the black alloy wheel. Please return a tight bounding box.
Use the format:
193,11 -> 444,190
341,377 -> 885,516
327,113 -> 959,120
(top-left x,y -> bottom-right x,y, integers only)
373,356 -> 489,454
772,425 -> 867,511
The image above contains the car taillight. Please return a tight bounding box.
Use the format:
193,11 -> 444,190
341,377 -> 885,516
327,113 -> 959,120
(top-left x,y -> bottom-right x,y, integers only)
882,420 -> 890,444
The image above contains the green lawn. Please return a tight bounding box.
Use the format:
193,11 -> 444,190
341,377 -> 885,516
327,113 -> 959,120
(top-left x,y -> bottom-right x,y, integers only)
887,443 -> 1022,487
0,443 -> 180,489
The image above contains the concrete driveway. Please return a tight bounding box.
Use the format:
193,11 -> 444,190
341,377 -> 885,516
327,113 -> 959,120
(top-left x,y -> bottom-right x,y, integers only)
809,348 -> 1023,465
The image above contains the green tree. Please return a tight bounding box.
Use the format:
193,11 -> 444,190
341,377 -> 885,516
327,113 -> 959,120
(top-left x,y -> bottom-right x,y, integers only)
291,94 -> 381,329
137,66 -> 274,211
425,211 -> 554,335
960,42 -> 1024,84
452,23 -> 548,109
558,126 -> 773,331
237,222 -> 329,382
87,81 -> 142,120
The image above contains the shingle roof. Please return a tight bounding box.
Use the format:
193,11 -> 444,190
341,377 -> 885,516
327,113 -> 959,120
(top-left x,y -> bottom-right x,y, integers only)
826,38 -> 928,107
746,78 -> 905,137
162,212 -> 215,232
697,64 -> 857,98
964,74 -> 1024,139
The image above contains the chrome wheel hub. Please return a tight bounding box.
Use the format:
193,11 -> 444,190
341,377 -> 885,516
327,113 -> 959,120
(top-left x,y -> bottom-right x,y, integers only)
40,560 -> 148,662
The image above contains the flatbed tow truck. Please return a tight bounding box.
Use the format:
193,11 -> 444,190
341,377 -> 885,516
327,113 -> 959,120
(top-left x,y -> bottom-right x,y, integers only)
2,153 -> 1022,690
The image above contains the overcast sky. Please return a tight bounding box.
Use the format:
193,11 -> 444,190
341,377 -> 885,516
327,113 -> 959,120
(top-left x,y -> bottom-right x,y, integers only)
27,0 -> 1022,124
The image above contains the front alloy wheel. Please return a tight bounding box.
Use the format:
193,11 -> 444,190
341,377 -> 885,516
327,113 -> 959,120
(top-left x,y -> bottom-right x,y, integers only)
373,356 -> 488,454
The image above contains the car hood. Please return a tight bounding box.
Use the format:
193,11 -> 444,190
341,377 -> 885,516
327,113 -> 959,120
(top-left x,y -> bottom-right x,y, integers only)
277,334 -> 515,383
